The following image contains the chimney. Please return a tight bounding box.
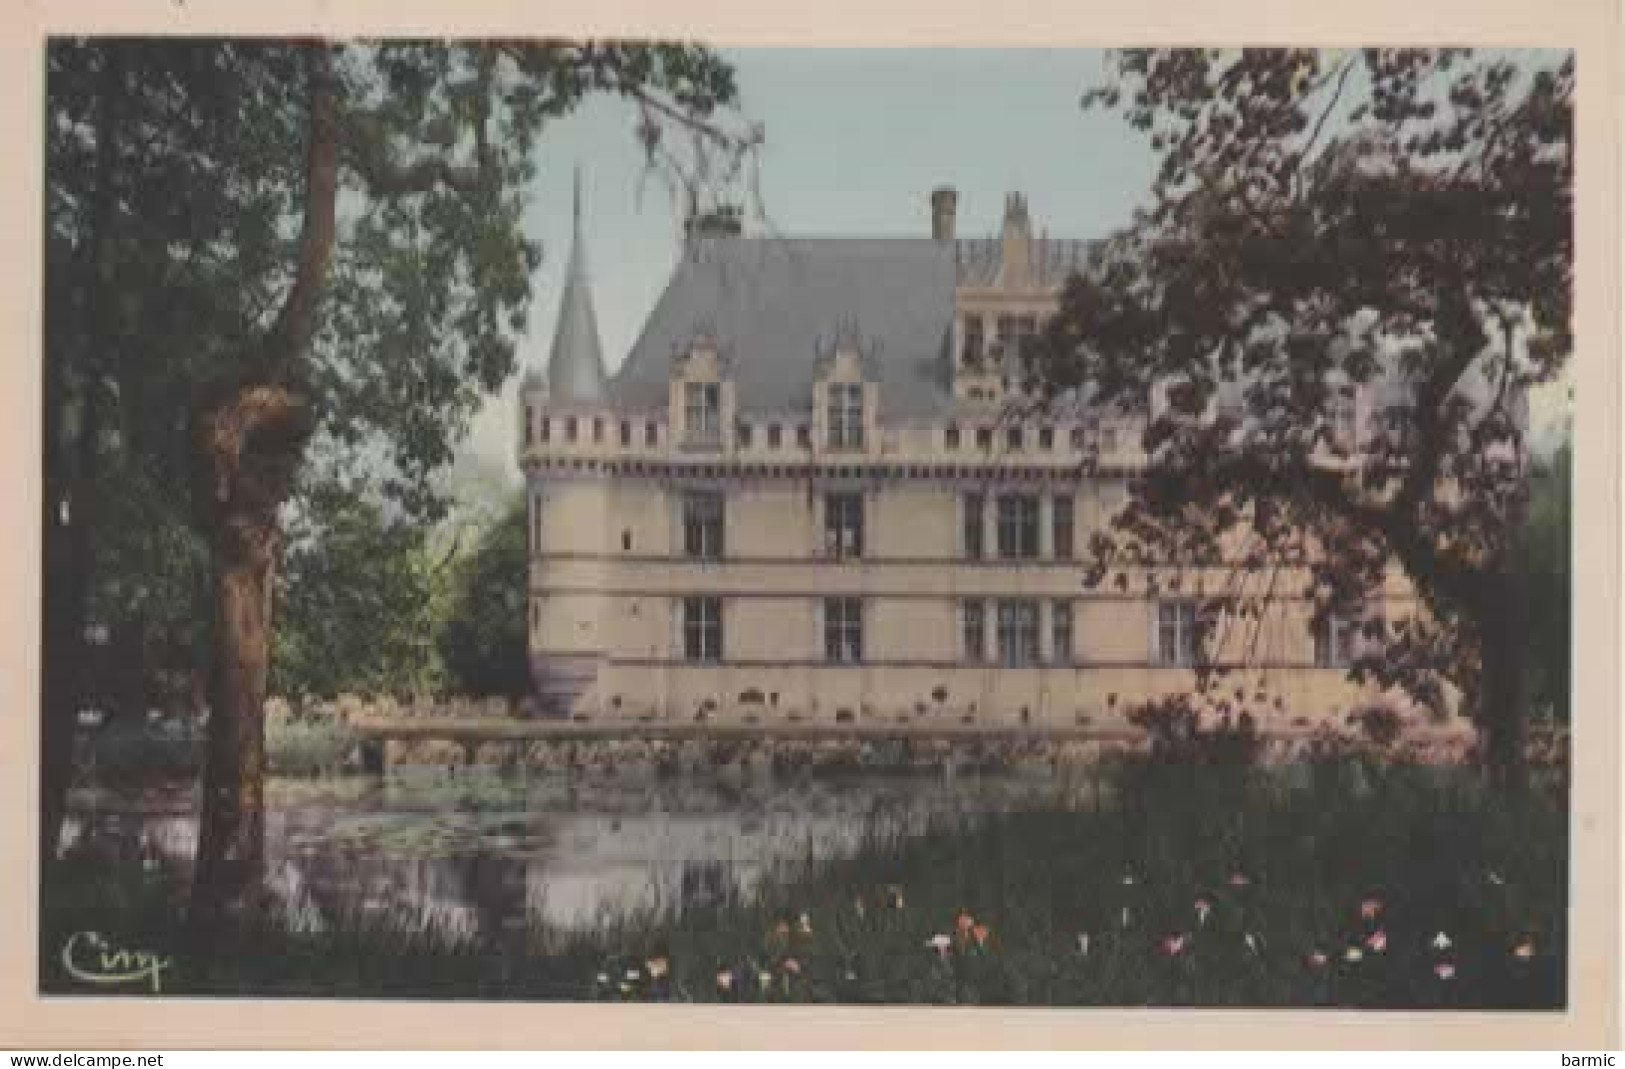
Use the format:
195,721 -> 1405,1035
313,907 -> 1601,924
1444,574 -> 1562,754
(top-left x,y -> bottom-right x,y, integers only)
930,186 -> 958,240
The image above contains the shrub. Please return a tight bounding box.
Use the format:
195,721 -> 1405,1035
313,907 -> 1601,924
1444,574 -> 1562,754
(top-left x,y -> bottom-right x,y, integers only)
1347,702 -> 1404,748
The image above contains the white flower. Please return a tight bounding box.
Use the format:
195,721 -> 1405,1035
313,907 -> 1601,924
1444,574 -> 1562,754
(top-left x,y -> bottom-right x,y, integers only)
715,969 -> 734,991
1432,931 -> 1453,951
1076,933 -> 1091,956
595,972 -> 609,985
1344,946 -> 1364,963
1121,906 -> 1132,928
926,933 -> 953,955
1244,933 -> 1261,955
1121,873 -> 1136,886
625,968 -> 641,982
1487,871 -> 1506,886
757,969 -> 772,988
797,911 -> 813,934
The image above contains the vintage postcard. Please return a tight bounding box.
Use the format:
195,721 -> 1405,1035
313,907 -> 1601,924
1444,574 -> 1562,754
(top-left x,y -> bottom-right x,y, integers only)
2,0 -> 1619,1051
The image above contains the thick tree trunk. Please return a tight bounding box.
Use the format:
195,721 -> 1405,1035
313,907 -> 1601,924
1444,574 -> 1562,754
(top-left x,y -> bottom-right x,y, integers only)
1477,566 -> 1531,794
187,44 -> 336,937
189,515 -> 278,935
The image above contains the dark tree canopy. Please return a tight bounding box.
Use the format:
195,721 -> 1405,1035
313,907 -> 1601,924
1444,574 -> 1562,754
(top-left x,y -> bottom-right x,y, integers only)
437,496 -> 530,699
1028,49 -> 1572,786
42,37 -> 761,922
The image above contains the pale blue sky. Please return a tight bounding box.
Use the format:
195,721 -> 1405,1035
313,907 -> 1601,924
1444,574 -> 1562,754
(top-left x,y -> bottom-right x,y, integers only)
466,48 -> 1157,473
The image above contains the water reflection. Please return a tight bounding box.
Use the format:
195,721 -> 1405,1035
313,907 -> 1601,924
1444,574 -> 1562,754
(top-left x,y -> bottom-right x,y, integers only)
66,767 -> 1097,936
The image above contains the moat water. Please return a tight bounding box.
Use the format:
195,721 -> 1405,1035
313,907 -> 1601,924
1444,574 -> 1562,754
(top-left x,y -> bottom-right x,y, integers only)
64,767 -> 1105,936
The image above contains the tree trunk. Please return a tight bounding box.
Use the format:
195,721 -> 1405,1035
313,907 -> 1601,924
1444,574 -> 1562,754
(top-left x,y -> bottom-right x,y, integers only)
1477,566 -> 1531,794
187,44 -> 336,937
189,511 -> 279,935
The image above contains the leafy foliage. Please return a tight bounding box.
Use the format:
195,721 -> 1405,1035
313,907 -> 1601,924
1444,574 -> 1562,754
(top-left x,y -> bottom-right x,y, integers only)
1028,49 -> 1572,784
272,474 -> 441,701
1518,439 -> 1571,721
437,496 -> 530,698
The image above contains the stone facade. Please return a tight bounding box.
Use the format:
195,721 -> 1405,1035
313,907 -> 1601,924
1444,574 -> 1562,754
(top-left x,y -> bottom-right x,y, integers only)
517,186 -> 1439,733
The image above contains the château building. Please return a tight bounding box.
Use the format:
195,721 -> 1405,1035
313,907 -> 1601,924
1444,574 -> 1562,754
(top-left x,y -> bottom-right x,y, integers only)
516,177 -> 1433,730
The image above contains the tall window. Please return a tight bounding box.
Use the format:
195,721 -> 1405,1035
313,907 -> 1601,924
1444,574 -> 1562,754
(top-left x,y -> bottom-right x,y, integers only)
1039,426 -> 1055,450
997,494 -> 1040,559
684,381 -> 721,447
827,383 -> 865,451
737,421 -> 753,448
682,597 -> 723,662
1051,601 -> 1074,665
565,416 -> 578,442
962,601 -> 986,663
1314,614 -> 1358,668
823,493 -> 864,559
1327,389 -> 1357,450
997,600 -> 1040,667
1052,495 -> 1074,560
540,416 -> 551,443
644,421 -> 658,447
619,420 -> 631,447
524,405 -> 533,447
963,493 -> 985,560
945,424 -> 961,450
682,491 -> 725,559
529,493 -> 541,557
961,315 -> 985,365
767,423 -> 783,448
1157,600 -> 1198,667
1006,426 -> 1024,450
824,598 -> 864,663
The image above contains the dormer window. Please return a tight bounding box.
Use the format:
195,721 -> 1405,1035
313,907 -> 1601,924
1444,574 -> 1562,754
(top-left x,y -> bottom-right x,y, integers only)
827,383 -> 864,451
684,382 -> 721,448
962,315 -> 985,366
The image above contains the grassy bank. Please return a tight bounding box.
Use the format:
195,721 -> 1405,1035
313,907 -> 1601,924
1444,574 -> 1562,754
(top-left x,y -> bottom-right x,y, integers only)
40,757 -> 1567,1007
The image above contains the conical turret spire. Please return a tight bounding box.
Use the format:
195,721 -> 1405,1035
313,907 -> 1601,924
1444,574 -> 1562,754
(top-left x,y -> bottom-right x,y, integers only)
544,165 -> 608,402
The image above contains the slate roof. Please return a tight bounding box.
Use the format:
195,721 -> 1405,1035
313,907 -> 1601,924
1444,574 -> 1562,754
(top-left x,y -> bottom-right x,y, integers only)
609,236 -> 967,418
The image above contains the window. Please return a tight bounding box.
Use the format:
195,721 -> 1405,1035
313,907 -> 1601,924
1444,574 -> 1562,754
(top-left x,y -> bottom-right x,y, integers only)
540,417 -> 551,444
1157,600 -> 1198,667
1327,389 -> 1357,449
645,421 -> 658,447
997,600 -> 1040,667
962,601 -> 986,663
1052,495 -> 1074,560
994,315 -> 1017,358
976,427 -> 993,450
1314,614 -> 1358,668
1039,426 -> 1054,450
1101,426 -> 1119,452
997,494 -> 1040,559
592,417 -> 603,443
963,493 -> 985,560
682,491 -> 725,559
682,597 -> 723,662
824,493 -> 864,559
737,421 -> 753,448
1069,426 -> 1086,450
684,382 -> 721,446
524,405 -> 534,447
768,423 -> 782,448
1052,601 -> 1074,665
528,494 -> 540,557
796,424 -> 811,448
945,424 -> 961,450
565,416 -> 578,442
619,420 -> 631,447
1006,426 -> 1024,450
962,315 -> 985,365
824,598 -> 864,663
827,383 -> 865,451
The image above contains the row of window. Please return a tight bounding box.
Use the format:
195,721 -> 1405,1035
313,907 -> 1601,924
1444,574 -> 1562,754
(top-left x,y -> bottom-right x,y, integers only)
674,596 -> 1363,668
680,596 -> 1075,666
676,491 -> 1077,562
526,382 -> 1131,456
